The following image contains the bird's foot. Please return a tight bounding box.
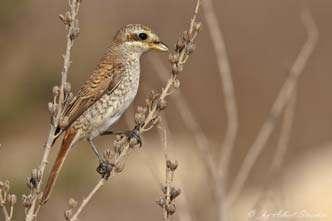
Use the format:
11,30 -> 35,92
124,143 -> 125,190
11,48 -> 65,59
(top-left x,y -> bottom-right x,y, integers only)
127,126 -> 142,147
102,126 -> 142,147
96,161 -> 113,179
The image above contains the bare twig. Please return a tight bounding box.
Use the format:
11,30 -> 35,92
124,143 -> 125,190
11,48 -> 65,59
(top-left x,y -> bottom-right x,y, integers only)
24,1 -> 81,220
202,0 -> 238,179
156,125 -> 180,220
202,1 -> 238,219
63,1 -> 202,220
67,179 -> 106,221
226,8 -> 319,208
271,91 -> 297,174
253,90 -> 297,211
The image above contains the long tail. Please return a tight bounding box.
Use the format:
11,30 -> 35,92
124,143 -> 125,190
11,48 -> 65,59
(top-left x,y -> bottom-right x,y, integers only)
41,128 -> 77,204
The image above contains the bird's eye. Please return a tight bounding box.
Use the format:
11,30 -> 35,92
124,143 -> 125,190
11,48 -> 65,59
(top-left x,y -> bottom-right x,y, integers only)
138,32 -> 148,41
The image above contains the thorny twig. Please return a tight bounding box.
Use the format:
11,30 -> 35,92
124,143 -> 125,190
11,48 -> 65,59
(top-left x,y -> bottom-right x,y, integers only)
0,181 -> 17,221
226,8 -> 319,208
23,0 -> 81,220
64,0 -> 202,220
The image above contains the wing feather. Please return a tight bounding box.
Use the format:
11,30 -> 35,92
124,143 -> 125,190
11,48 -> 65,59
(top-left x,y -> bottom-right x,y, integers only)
60,59 -> 125,129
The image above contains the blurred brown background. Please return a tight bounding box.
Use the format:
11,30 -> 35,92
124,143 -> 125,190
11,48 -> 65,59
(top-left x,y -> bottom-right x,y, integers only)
0,0 -> 332,220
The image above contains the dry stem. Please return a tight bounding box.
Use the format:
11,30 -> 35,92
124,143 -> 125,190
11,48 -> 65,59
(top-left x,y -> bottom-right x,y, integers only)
253,90 -> 297,211
24,1 -> 81,220
202,0 -> 238,180
159,126 -> 178,220
226,8 -> 319,208
64,1 -> 202,220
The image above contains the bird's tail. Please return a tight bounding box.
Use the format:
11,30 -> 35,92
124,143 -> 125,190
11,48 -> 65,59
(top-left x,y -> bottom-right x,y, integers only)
41,128 -> 77,205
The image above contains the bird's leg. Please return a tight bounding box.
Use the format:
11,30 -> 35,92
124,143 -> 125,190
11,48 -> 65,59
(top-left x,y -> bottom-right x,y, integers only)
101,126 -> 142,147
87,138 -> 112,179
101,130 -> 125,136
87,138 -> 103,162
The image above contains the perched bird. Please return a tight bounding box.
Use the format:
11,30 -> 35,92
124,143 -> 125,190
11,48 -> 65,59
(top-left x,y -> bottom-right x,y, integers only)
41,24 -> 168,204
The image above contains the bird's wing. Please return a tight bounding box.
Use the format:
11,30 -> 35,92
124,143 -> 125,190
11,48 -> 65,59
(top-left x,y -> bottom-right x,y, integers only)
60,60 -> 125,129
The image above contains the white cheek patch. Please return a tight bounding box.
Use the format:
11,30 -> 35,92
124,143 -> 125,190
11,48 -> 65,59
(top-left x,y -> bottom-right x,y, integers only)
125,41 -> 148,54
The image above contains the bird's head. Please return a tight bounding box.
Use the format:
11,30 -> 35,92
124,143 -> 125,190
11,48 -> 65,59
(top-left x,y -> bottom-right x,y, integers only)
113,24 -> 168,55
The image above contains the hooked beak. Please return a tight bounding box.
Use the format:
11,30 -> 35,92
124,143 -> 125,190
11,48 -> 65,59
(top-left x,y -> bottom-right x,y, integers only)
151,41 -> 168,52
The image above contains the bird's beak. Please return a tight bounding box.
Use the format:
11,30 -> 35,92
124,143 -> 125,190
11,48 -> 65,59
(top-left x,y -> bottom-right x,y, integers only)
151,41 -> 168,51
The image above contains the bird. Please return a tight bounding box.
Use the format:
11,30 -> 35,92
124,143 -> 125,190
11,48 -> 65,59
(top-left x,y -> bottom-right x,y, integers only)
41,24 -> 168,204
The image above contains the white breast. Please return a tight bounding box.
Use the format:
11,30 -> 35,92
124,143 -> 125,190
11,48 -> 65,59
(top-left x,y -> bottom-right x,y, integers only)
89,59 -> 140,139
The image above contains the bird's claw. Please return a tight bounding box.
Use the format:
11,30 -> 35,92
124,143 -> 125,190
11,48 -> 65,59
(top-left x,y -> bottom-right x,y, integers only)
127,126 -> 142,147
96,161 -> 113,179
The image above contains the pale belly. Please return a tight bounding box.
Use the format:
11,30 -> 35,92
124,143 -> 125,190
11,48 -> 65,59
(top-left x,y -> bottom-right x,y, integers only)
90,82 -> 138,139
73,70 -> 140,140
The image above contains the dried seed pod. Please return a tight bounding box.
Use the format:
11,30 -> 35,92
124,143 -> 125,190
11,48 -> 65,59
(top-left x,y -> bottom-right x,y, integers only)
172,79 -> 180,88
182,31 -> 190,42
135,112 -> 146,125
185,42 -> 196,55
9,194 -> 17,205
68,198 -> 78,208
170,187 -> 181,200
155,197 -> 166,208
48,102 -> 54,113
4,180 -> 10,192
59,14 -> 66,23
194,22 -> 202,32
137,106 -> 147,114
53,86 -> 60,95
172,64 -> 179,75
161,185 -> 167,194
166,160 -> 178,171
70,28 -> 80,40
157,99 -> 168,110
169,53 -> 179,63
22,195 -> 32,208
64,209 -> 72,220
175,39 -> 185,51
64,82 -> 71,93
166,203 -> 176,215
129,137 -> 139,148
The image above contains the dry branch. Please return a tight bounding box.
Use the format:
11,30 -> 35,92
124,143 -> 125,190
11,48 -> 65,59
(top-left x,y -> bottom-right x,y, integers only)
156,125 -> 180,220
253,90 -> 297,211
63,1 -> 202,220
202,0 -> 238,180
226,8 -> 319,208
23,1 -> 81,220
202,0 -> 238,219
